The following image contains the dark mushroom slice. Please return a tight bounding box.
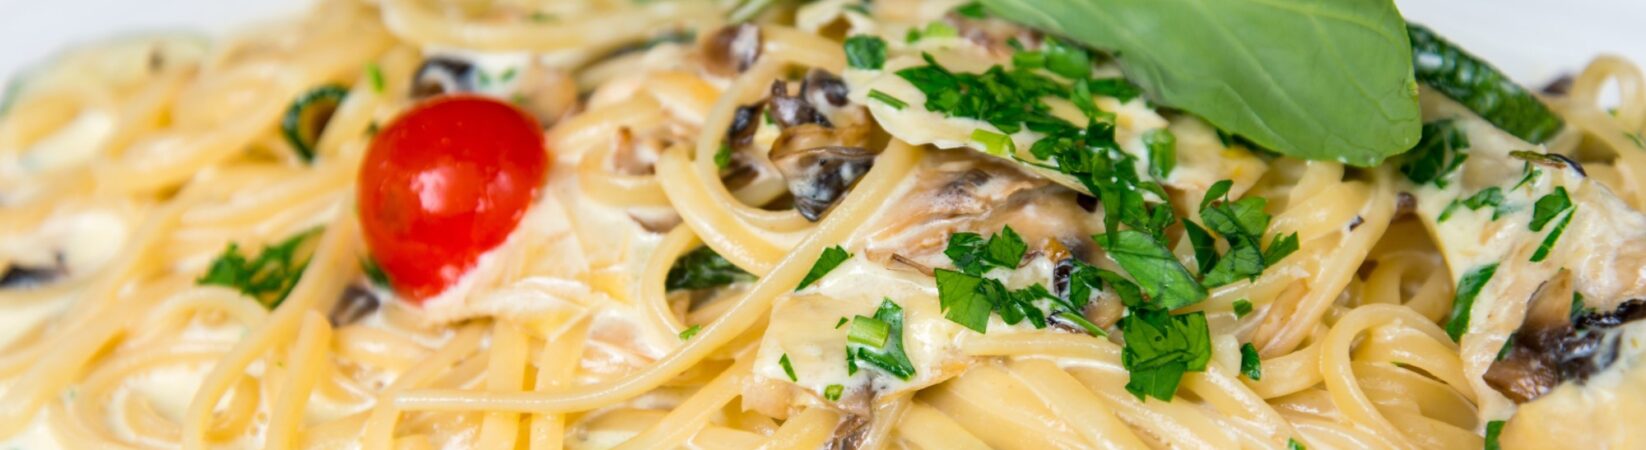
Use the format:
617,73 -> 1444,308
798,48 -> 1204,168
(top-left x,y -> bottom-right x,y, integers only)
0,255 -> 67,289
411,56 -> 479,98
769,124 -> 878,221
726,101 -> 766,149
1486,269 -> 1646,403
700,24 -> 762,77
769,79 -> 830,129
329,284 -> 382,327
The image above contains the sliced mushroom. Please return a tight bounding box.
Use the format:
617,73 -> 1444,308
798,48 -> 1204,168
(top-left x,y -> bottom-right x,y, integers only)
411,56 -> 479,98
1487,269 -> 1646,403
769,79 -> 830,129
0,254 -> 66,289
726,102 -> 765,149
700,24 -> 761,77
770,124 -> 878,221
329,284 -> 381,327
826,412 -> 870,450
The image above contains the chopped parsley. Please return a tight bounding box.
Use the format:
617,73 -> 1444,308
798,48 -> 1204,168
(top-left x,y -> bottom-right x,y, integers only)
844,35 -> 888,70
1496,335 -> 1514,361
835,317 -> 848,329
867,89 -> 907,110
1571,291 -> 1592,323
1193,180 -> 1300,288
1531,205 -> 1575,262
1239,343 -> 1262,380
1289,438 -> 1307,450
1529,187 -> 1572,231
499,67 -> 518,83
1041,38 -> 1092,80
1443,263 -> 1499,341
198,228 -> 323,309
824,384 -> 844,401
1120,309 -> 1211,401
1399,120 -> 1470,188
1438,187 -> 1507,222
361,258 -> 392,289
365,63 -> 385,93
934,227 -> 1103,335
1233,299 -> 1254,319
779,354 -> 798,381
971,129 -> 1014,157
665,246 -> 754,291
904,21 -> 958,43
796,246 -> 852,290
846,299 -> 916,380
955,1 -> 986,18
1096,230 -> 1207,310
1484,420 -> 1505,450
1145,128 -> 1177,179
679,324 -> 702,340
714,142 -> 734,169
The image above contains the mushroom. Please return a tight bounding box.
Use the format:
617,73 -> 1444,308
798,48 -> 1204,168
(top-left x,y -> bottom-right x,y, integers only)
769,124 -> 878,221
0,255 -> 66,289
726,102 -> 765,149
1486,268 -> 1646,403
700,24 -> 761,77
768,69 -> 869,130
411,56 -> 479,98
329,284 -> 381,327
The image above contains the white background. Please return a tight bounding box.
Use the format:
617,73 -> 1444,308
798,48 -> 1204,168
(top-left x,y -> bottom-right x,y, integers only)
1,0 -> 1644,89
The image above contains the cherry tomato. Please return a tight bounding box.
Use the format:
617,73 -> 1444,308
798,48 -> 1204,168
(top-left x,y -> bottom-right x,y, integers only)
358,95 -> 548,302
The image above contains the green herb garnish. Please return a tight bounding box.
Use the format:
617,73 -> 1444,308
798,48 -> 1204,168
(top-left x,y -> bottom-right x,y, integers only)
797,246 -> 852,290
779,354 -> 798,381
361,257 -> 392,289
198,228 -> 323,309
714,142 -> 734,169
1145,128 -> 1177,179
824,384 -> 844,401
665,246 -> 754,291
1530,187 -> 1572,231
1444,263 -> 1499,341
1239,343 -> 1262,380
679,324 -> 702,340
1233,299 -> 1254,319
982,0 -> 1422,166
365,63 -> 386,93
1289,438 -> 1307,450
1400,120 -> 1470,188
844,35 -> 888,70
1484,420 -> 1506,450
280,84 -> 349,163
1409,25 -> 1563,144
868,89 -> 907,110
1120,309 -> 1211,401
1531,206 -> 1574,262
846,299 -> 916,380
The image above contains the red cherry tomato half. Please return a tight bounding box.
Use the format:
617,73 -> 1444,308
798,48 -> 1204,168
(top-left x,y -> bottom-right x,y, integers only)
358,95 -> 548,302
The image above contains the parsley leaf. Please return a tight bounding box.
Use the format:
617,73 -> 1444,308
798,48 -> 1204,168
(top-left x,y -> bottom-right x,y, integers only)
1120,309 -> 1211,401
1239,342 -> 1262,380
365,63 -> 386,93
1444,263 -> 1499,341
1399,120 -> 1470,188
955,2 -> 987,18
1183,220 -> 1219,277
198,228 -> 323,309
1095,230 -> 1206,310
796,246 -> 851,290
1288,438 -> 1307,450
666,246 -> 753,291
824,384 -> 844,401
361,257 -> 392,289
1145,128 -> 1177,179
844,35 -> 888,70
944,227 -> 1026,275
934,269 -> 995,332
1099,229 -> 1204,309
1042,38 -> 1091,80
847,299 -> 917,380
1531,206 -> 1575,262
1530,187 -> 1573,231
714,142 -> 734,169
1233,299 -> 1254,318
679,324 -> 702,340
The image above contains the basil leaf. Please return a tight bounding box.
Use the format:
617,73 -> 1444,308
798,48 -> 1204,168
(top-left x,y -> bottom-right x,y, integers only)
1095,230 -> 1207,310
1409,25 -> 1563,144
981,0 -> 1421,167
796,246 -> 852,290
666,246 -> 754,291
1444,263 -> 1499,341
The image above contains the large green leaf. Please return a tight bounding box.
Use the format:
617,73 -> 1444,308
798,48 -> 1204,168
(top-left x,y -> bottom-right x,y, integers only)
982,0 -> 1421,167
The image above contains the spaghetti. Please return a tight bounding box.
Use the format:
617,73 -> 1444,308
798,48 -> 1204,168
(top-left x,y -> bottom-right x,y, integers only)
1,1 -> 1644,449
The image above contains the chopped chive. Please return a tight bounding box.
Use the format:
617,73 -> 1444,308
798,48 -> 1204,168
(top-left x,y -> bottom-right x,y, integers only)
679,324 -> 702,340
847,316 -> 890,347
868,89 -> 907,110
824,384 -> 844,401
365,63 -> 385,93
779,354 -> 798,381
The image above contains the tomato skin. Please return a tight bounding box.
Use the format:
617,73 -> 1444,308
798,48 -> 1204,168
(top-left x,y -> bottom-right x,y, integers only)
358,95 -> 547,302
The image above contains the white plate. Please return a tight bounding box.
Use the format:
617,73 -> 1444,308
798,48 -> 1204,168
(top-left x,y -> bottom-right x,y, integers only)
2,0 -> 1643,92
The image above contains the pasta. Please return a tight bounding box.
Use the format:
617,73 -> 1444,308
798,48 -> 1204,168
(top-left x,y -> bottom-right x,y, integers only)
2,0 -> 1644,449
